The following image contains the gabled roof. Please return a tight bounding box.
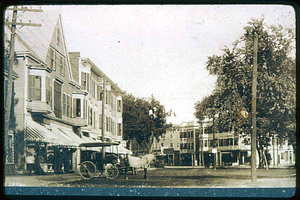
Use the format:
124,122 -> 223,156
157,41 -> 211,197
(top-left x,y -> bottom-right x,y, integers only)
5,7 -> 73,80
5,9 -> 60,62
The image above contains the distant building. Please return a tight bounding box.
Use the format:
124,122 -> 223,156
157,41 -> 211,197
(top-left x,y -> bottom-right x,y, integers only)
199,118 -> 295,167
151,121 -> 200,166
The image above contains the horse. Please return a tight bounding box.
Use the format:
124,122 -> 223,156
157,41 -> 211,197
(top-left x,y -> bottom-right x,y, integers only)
123,154 -> 156,180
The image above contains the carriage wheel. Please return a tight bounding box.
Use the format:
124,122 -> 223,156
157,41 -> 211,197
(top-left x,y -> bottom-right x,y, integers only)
80,161 -> 97,179
106,164 -> 119,179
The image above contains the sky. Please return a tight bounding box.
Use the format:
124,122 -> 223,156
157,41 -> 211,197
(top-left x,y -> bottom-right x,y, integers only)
41,5 -> 295,124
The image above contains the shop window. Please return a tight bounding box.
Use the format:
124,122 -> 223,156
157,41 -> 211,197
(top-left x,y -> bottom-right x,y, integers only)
234,137 -> 239,146
53,81 -> 62,118
219,139 -> 224,146
28,75 -> 42,101
204,140 -> 208,147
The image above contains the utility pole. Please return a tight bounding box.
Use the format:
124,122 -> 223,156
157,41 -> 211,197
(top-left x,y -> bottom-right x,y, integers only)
251,32 -> 258,182
101,76 -> 106,173
212,112 -> 216,171
4,6 -> 42,165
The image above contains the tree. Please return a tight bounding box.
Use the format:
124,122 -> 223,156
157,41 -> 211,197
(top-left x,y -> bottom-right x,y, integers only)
123,94 -> 172,153
194,17 -> 296,168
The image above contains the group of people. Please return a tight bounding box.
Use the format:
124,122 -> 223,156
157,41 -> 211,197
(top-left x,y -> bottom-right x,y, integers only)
26,146 -> 74,175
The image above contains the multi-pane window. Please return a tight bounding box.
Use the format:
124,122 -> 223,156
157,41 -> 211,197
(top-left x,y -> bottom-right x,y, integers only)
106,91 -> 108,104
204,140 -> 208,147
93,112 -> 96,129
46,76 -> 52,105
106,117 -> 109,132
117,100 -> 122,112
56,27 -> 61,44
81,72 -> 90,91
117,123 -> 122,136
63,93 -> 67,115
170,143 -> 173,148
53,81 -> 62,119
89,108 -> 93,125
97,85 -> 102,101
28,75 -> 42,101
49,48 -> 55,70
91,80 -> 96,99
99,114 -> 102,129
67,95 -> 71,117
73,98 -> 81,117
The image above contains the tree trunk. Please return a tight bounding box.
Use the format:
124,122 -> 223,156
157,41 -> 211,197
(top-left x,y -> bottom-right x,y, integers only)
257,143 -> 264,169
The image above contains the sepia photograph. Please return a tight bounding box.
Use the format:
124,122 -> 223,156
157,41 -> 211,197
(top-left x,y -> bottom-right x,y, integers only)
3,4 -> 296,198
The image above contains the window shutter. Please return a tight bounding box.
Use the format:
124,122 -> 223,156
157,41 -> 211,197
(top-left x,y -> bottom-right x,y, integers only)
73,98 -> 76,117
87,73 -> 90,92
83,99 -> 85,119
28,75 -> 34,100
50,85 -> 52,108
81,72 -> 85,88
99,114 -> 102,129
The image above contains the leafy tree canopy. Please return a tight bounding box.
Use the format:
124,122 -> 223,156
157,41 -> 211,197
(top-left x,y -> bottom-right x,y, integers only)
194,17 -> 296,149
123,93 -> 172,152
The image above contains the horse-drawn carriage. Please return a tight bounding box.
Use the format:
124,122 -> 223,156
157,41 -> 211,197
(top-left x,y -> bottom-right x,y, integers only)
79,141 -> 155,180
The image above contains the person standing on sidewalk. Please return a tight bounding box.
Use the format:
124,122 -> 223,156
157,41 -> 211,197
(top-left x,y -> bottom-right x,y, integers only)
26,148 -> 36,174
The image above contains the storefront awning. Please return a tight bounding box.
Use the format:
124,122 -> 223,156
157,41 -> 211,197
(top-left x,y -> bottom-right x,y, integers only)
26,116 -> 64,146
26,116 -> 85,147
111,145 -> 133,155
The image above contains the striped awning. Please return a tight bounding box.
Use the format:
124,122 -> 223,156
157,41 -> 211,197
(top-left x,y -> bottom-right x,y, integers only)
112,145 -> 132,155
26,116 -> 85,147
26,116 -> 64,145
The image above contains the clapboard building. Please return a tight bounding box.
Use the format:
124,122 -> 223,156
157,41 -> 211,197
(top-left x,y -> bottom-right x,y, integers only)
4,9 -> 125,174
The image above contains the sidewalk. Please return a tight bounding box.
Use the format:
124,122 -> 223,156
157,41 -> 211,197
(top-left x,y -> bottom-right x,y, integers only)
5,173 -> 82,187
164,164 -> 295,169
